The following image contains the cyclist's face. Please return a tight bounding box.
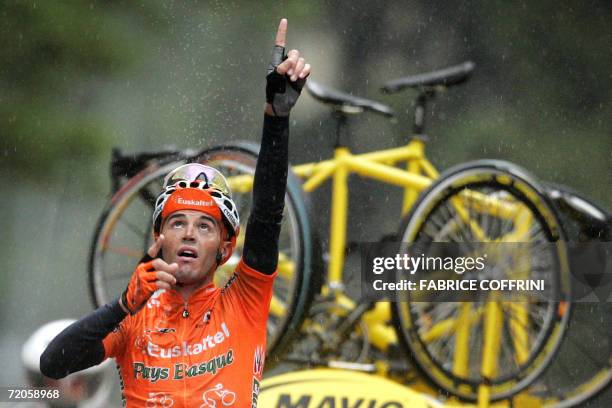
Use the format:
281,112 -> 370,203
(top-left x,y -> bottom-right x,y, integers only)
160,210 -> 230,286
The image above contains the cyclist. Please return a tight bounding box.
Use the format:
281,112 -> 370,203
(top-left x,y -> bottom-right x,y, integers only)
40,18 -> 310,407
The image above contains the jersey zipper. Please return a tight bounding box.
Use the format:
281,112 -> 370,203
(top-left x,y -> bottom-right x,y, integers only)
180,300 -> 189,407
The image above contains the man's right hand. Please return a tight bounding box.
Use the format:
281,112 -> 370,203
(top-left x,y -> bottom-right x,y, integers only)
120,235 -> 178,315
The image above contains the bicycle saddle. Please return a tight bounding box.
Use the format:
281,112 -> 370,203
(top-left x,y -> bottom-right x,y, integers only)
306,80 -> 394,118
381,61 -> 475,94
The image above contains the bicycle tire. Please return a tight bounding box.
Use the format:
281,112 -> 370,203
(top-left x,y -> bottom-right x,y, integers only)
391,160 -> 572,401
527,184 -> 612,408
88,142 -> 323,362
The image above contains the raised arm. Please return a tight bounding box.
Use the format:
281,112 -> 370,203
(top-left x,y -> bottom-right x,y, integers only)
242,19 -> 310,274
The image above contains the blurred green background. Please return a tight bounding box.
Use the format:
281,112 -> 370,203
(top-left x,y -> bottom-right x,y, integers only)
1,0 -> 610,405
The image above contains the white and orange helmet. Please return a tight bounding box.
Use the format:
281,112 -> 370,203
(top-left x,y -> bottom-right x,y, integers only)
152,163 -> 240,265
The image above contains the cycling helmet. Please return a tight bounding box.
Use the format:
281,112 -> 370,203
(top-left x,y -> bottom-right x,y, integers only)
162,163 -> 233,196
22,319 -> 114,408
152,163 -> 240,265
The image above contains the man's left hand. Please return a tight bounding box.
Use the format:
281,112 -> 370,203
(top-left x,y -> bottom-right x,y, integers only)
266,18 -> 311,117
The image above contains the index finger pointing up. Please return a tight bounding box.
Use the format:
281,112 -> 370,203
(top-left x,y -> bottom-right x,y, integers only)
147,234 -> 164,258
275,18 -> 287,47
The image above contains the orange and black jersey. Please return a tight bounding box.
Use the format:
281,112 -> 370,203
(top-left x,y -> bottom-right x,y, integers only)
104,260 -> 275,407
40,115 -> 290,407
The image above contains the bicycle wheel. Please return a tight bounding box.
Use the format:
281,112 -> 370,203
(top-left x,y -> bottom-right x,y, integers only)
88,142 -> 322,360
526,185 -> 612,408
391,160 -> 572,401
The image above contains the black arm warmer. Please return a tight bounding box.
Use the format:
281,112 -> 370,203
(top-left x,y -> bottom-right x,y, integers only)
242,114 -> 289,274
39,299 -> 127,379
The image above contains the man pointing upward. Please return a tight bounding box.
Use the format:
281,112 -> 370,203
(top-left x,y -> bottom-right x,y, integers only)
40,19 -> 310,407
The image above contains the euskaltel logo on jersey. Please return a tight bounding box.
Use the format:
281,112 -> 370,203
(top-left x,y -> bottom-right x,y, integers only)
143,323 -> 231,358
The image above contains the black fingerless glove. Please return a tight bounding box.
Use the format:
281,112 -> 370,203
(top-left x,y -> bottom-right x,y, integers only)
266,45 -> 306,117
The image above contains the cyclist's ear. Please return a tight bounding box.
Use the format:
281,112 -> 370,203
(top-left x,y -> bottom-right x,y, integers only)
221,242 -> 230,259
219,240 -> 232,261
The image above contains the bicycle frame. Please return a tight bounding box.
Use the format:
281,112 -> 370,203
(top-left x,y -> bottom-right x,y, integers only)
293,139 -> 438,358
293,138 -> 436,292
